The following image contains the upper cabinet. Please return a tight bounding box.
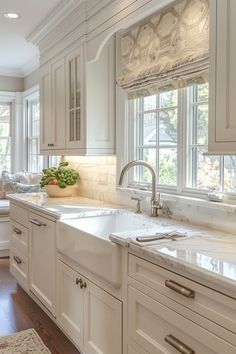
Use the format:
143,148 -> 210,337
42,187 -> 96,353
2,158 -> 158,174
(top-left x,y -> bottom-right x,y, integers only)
40,37 -> 115,156
209,0 -> 236,154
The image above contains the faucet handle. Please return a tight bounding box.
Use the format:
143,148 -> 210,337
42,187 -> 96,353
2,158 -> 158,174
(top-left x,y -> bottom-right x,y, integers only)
131,196 -> 142,214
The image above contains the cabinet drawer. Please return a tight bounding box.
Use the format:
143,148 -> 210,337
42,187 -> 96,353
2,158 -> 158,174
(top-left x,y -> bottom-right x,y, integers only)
11,221 -> 28,256
10,203 -> 28,228
128,286 -> 236,354
10,247 -> 28,290
128,254 -> 236,335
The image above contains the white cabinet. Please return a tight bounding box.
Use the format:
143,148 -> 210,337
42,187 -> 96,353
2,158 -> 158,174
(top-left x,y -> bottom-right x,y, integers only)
29,212 -> 56,316
209,0 -> 236,153
40,57 -> 66,151
57,260 -> 122,354
128,286 -> 236,354
40,37 -> 115,155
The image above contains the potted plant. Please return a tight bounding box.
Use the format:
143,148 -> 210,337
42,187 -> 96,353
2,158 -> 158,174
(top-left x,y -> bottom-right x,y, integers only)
40,162 -> 79,197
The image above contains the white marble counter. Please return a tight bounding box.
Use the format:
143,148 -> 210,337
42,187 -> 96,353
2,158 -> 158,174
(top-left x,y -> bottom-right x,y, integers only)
110,217 -> 236,296
7,193 -> 119,219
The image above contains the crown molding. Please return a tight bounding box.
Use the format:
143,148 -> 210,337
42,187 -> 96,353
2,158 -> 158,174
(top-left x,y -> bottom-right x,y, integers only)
0,67 -> 24,78
27,0 -> 86,46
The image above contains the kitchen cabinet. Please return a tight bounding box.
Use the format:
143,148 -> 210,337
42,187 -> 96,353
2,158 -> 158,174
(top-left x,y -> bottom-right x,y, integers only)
40,36 -> 115,156
29,212 -> 56,316
209,0 -> 236,153
57,260 -> 122,354
40,57 -> 66,151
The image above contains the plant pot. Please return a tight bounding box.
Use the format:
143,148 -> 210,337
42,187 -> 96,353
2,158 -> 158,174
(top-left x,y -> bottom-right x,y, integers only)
44,185 -> 78,197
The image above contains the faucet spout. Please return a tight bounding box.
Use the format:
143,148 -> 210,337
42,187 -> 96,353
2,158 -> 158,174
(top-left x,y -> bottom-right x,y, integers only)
118,160 -> 162,217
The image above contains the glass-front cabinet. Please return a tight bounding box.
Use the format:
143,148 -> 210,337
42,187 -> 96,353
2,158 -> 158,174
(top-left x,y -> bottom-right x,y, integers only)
66,46 -> 85,150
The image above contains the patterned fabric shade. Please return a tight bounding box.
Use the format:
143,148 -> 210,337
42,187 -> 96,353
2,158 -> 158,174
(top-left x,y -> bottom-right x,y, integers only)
117,0 -> 209,98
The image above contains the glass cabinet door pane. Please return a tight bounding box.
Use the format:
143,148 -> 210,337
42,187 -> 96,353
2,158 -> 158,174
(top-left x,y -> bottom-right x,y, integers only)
75,109 -> 81,141
69,60 -> 75,109
69,111 -> 75,141
75,56 -> 81,108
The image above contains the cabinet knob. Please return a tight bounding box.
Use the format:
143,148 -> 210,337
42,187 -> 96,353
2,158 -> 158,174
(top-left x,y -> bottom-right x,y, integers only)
76,278 -> 82,286
13,256 -> 22,264
81,281 -> 87,289
13,227 -> 22,235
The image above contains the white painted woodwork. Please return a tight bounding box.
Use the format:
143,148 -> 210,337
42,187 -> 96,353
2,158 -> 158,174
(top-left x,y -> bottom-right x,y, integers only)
84,280 -> 122,354
11,220 -> 28,256
39,64 -> 53,151
65,45 -> 85,150
57,259 -> 122,354
86,36 -> 115,153
10,247 -> 28,290
10,202 -> 29,227
209,0 -> 236,153
29,212 -> 56,316
128,285 -> 236,354
51,57 -> 66,149
57,260 -> 84,348
0,217 -> 10,252
128,254 -> 236,335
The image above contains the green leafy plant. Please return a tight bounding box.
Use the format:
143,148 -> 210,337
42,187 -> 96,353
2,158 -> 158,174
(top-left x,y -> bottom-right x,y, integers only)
40,162 -> 79,189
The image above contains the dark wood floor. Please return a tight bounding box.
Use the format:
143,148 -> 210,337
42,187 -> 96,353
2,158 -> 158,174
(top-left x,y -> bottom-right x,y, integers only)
0,258 -> 80,354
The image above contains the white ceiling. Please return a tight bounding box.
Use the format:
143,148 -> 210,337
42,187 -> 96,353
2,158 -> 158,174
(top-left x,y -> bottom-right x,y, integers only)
0,0 -> 62,77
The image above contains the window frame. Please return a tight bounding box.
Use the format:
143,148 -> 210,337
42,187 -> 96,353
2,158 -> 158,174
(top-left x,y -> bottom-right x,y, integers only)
118,84 -> 236,200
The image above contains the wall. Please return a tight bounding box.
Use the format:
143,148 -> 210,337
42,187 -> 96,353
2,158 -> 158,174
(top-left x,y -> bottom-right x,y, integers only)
66,156 -> 236,235
0,75 -> 24,92
24,69 -> 39,91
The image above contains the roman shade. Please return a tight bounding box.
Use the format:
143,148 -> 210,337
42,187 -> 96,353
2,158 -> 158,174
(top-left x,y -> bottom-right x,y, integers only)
117,0 -> 209,99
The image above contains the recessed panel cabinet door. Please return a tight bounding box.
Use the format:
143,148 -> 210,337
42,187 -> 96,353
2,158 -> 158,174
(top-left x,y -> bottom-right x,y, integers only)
29,213 -> 56,316
209,0 -> 236,153
84,281 -> 122,354
57,261 -> 84,349
40,64 -> 53,151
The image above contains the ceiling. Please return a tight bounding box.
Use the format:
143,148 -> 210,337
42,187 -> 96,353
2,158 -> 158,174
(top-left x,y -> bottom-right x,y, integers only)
0,0 -> 63,77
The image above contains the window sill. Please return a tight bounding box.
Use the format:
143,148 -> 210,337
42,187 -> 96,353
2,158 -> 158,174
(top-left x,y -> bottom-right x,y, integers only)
117,186 -> 236,214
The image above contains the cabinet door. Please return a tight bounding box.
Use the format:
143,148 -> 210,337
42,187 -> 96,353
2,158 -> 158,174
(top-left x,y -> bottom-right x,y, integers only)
29,213 -> 56,316
40,64 -> 53,151
51,57 -> 66,150
128,286 -> 236,354
66,46 -> 85,149
57,260 -> 84,349
84,281 -> 122,354
209,0 -> 236,153
66,46 -> 85,150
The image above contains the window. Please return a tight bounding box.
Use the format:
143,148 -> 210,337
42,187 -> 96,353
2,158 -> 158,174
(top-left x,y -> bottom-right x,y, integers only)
0,103 -> 12,173
26,91 -> 60,173
128,83 -> 236,196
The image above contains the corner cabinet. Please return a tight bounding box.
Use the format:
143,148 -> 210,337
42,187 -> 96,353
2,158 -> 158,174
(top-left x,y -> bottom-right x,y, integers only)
209,0 -> 236,154
40,36 -> 115,156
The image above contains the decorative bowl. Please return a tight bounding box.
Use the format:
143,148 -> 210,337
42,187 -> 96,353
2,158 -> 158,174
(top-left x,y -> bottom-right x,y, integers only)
44,185 -> 78,198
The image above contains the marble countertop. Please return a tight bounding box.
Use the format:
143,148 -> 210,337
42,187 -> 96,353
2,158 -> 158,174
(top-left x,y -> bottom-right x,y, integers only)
7,193 -> 119,219
110,217 -> 236,296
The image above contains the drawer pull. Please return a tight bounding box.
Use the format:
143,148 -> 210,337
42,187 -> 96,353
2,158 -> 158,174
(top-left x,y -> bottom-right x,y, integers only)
165,335 -> 195,354
76,278 -> 82,286
30,219 -> 46,227
165,280 -> 195,298
13,256 -> 22,264
13,227 -> 22,235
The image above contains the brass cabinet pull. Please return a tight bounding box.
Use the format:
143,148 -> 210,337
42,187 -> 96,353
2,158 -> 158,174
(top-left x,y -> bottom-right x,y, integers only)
165,280 -> 195,299
81,281 -> 87,289
30,219 -> 46,227
13,227 -> 22,235
165,335 -> 195,354
76,278 -> 82,286
13,256 -> 22,264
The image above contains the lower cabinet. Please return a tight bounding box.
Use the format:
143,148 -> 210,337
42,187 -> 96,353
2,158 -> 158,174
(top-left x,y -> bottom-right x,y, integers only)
128,286 -> 236,354
57,260 -> 122,354
29,212 -> 56,316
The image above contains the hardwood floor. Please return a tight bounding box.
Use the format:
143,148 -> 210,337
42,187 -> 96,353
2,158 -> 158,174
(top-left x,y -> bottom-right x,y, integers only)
0,258 -> 80,354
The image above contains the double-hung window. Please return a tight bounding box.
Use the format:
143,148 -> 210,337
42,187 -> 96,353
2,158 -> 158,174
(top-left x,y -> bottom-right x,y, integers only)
0,103 -> 12,173
127,83 -> 236,196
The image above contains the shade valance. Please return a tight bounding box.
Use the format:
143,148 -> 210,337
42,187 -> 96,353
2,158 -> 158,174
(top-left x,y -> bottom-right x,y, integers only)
117,0 -> 209,98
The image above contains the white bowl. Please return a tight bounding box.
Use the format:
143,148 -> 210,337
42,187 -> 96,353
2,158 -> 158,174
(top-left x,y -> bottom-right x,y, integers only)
44,185 -> 78,197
